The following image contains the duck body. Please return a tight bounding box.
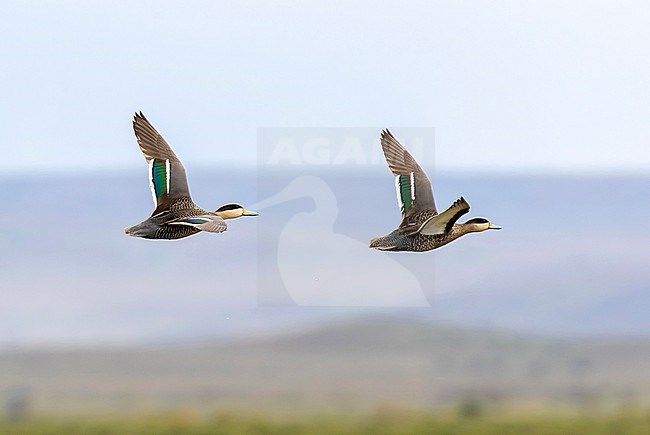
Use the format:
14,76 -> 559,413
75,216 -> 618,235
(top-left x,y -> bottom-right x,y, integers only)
370,130 -> 500,252
370,229 -> 453,252
370,215 -> 486,252
125,197 -> 208,240
124,112 -> 257,240
370,209 -> 442,252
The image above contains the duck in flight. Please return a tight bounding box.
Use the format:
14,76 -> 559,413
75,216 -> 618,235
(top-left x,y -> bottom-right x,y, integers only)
369,130 -> 500,252
124,112 -> 258,240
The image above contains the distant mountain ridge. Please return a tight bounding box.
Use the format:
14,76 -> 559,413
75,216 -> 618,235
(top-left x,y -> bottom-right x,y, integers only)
0,171 -> 648,345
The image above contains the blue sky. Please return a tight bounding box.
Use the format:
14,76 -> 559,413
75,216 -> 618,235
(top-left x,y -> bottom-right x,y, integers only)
1,1 -> 649,173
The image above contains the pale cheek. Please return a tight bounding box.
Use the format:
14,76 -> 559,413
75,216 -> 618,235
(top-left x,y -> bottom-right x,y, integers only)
221,210 -> 243,219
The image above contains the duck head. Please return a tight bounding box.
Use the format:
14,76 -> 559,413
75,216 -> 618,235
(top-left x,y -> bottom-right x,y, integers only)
462,217 -> 501,232
215,203 -> 259,220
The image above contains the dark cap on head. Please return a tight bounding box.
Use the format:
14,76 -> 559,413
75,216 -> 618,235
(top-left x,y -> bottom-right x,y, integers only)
216,203 -> 243,212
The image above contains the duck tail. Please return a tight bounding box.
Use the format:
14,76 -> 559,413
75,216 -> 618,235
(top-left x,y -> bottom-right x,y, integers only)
369,237 -> 398,251
124,223 -> 147,238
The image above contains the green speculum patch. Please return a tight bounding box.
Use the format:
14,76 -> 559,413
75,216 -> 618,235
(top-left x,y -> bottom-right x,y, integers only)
151,159 -> 167,199
398,174 -> 413,211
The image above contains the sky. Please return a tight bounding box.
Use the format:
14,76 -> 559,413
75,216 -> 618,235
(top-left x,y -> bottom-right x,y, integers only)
1,1 -> 649,174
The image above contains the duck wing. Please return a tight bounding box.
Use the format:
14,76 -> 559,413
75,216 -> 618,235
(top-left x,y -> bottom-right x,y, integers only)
132,112 -> 192,214
412,197 -> 469,236
380,129 -> 437,227
168,215 -> 228,233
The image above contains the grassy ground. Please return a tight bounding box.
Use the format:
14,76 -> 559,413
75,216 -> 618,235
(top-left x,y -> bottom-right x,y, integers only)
1,410 -> 649,435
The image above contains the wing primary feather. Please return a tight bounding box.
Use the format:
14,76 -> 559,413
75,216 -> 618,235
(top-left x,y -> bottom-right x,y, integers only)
415,197 -> 470,236
132,112 -> 192,204
380,129 -> 437,217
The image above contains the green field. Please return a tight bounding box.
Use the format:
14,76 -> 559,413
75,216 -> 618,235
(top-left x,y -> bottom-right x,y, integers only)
2,410 -> 649,435
2,320 -> 649,433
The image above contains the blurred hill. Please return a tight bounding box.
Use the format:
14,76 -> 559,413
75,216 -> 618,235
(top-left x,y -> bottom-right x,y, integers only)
1,318 -> 649,415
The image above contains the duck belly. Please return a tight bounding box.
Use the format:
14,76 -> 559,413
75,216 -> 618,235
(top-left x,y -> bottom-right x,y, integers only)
124,219 -> 199,240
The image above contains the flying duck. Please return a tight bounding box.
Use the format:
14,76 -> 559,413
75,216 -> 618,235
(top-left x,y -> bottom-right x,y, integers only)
369,130 -> 500,252
124,112 -> 257,240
